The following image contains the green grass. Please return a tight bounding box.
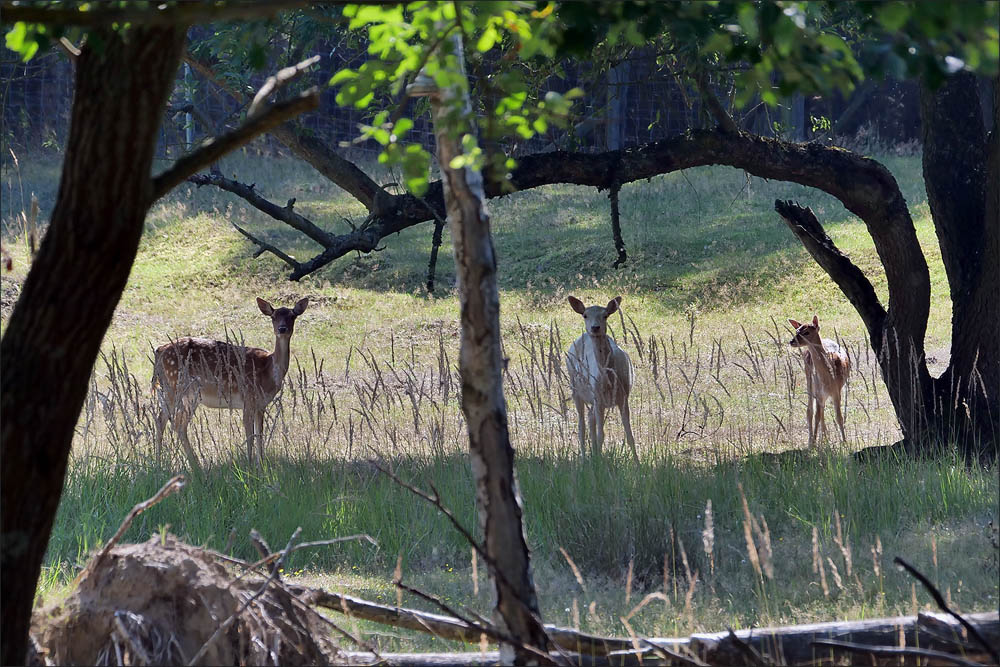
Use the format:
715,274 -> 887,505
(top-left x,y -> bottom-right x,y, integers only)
2,146 -> 995,653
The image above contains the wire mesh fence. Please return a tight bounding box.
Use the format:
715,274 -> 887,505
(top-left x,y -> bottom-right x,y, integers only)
1,44 -> 713,163
1,36 -> 933,176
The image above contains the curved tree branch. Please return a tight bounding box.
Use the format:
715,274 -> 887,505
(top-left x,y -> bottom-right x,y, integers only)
153,89 -> 320,200
774,199 -> 886,334
248,55 -> 321,118
230,221 -> 303,273
208,129 -> 927,352
188,171 -> 334,246
183,52 -> 387,212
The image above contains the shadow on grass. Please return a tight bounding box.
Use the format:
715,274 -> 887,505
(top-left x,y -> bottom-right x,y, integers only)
206,170 -> 845,314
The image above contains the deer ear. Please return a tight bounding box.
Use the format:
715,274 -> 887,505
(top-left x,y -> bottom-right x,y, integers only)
256,297 -> 274,316
605,297 -> 620,315
812,315 -> 819,328
568,296 -> 586,314
788,319 -> 801,329
293,297 -> 309,315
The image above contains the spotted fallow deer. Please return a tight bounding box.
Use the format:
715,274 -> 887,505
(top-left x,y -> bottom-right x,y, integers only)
566,296 -> 638,461
788,315 -> 850,447
152,297 -> 308,468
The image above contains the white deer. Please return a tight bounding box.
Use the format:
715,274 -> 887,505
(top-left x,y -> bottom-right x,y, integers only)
566,295 -> 638,461
152,297 -> 308,468
788,315 -> 850,447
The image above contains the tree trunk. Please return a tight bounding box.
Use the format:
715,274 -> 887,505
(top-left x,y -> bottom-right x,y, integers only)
918,72 -> 999,457
422,35 -> 549,665
0,26 -> 186,665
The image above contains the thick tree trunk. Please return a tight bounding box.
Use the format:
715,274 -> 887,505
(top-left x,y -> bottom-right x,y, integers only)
0,27 -> 186,665
422,36 -> 549,665
919,72 -> 999,457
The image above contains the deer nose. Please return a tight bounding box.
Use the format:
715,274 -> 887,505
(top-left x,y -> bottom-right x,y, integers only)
278,325 -> 289,334
590,325 -> 601,333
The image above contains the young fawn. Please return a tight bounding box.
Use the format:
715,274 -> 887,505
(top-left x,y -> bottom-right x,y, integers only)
152,297 -> 308,468
566,296 -> 638,461
788,315 -> 850,447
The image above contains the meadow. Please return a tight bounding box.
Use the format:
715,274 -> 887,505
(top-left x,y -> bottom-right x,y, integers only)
1,143 -> 996,652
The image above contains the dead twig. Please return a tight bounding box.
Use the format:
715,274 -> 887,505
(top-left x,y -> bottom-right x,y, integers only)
187,527 -> 302,666
77,475 -> 185,582
895,556 -> 1000,665
393,579 -> 559,666
248,55 -> 321,118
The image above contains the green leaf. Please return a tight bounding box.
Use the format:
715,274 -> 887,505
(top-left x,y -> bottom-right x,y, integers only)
5,23 -> 39,62
477,25 -> 498,52
329,69 -> 358,86
393,117 -> 414,137
876,3 -> 911,32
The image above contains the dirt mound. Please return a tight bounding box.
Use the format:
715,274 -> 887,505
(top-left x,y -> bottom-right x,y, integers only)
32,534 -> 340,666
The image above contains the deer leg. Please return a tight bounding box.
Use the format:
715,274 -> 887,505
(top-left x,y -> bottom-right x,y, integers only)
574,398 -> 587,458
833,391 -> 846,442
255,410 -> 265,465
587,406 -> 598,457
173,398 -> 200,470
594,402 -> 607,458
153,394 -> 170,465
806,394 -> 816,447
815,400 -> 827,444
619,398 -> 638,463
243,408 -> 258,467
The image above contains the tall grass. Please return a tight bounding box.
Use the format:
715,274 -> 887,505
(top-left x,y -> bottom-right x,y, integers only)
3,148 -> 996,650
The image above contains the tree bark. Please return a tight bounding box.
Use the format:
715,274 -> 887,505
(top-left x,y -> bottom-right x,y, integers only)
0,27 -> 187,665
918,72 -> 999,456
421,35 -> 549,665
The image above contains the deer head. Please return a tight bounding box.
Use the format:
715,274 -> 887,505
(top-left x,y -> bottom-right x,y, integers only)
257,297 -> 308,337
788,315 -> 821,348
569,295 -> 622,337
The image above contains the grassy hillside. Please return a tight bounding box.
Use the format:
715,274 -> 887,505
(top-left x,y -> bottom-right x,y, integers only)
2,147 -> 995,651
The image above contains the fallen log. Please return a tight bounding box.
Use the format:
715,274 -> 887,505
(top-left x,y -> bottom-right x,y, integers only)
325,602 -> 998,666
286,584 -> 637,656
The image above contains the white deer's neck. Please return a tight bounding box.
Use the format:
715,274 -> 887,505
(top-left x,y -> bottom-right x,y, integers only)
589,334 -> 613,367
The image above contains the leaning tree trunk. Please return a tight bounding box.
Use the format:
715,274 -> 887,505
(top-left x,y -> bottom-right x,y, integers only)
418,35 -> 549,665
918,71 -> 999,457
0,27 -> 187,665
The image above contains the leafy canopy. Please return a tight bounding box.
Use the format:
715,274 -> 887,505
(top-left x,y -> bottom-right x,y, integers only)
6,1 -> 997,195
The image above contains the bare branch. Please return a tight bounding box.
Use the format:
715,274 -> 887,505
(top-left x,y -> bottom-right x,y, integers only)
188,171 -> 334,246
231,221 -> 302,271
608,183 -> 627,268
167,103 -> 215,137
248,55 -> 321,118
57,37 -> 80,61
895,556 -> 1000,665
774,199 -> 887,334
0,1 -> 306,27
188,527 -> 302,666
81,475 -> 185,579
183,51 -> 387,212
152,89 -> 319,200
